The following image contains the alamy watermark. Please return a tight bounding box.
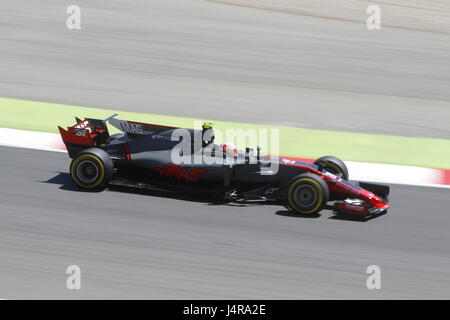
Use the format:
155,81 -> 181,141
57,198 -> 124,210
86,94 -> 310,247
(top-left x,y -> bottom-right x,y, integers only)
66,5 -> 81,30
168,122 -> 280,174
66,265 -> 81,290
366,265 -> 381,290
366,5 -> 381,30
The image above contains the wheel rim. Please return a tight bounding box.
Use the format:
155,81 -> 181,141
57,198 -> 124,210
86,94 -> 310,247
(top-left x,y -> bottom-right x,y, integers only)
76,160 -> 99,184
293,185 -> 317,208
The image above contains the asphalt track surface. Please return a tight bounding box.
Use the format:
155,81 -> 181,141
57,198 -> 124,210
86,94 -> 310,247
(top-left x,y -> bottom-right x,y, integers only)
1,0 -> 450,138
1,0 -> 450,299
1,146 -> 450,299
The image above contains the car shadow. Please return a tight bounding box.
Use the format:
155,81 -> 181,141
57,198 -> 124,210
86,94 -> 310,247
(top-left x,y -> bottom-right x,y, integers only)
275,210 -> 321,219
41,172 -> 104,193
41,172 -> 231,205
274,203 -> 339,219
275,204 -> 384,222
329,211 -> 387,222
42,173 -> 386,221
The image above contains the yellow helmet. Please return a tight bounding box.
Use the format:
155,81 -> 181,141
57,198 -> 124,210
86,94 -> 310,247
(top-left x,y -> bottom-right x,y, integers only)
202,122 -> 214,130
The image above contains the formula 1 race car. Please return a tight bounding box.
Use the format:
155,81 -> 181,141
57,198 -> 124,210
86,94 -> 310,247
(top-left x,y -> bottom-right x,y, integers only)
58,116 -> 390,217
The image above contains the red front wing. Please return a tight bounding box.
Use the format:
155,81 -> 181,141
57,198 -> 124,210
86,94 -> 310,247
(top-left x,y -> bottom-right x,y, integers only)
282,159 -> 390,217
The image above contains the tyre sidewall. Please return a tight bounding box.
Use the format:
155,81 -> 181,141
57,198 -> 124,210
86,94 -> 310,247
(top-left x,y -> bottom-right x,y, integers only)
287,174 -> 329,214
70,149 -> 113,189
314,156 -> 349,180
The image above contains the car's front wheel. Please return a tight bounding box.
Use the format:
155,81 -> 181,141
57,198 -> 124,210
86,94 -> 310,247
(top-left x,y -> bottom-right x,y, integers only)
286,173 -> 329,215
70,148 -> 114,189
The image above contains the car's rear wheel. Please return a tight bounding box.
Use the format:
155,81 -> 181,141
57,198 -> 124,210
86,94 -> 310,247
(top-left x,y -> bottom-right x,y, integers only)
314,155 -> 349,180
287,173 -> 329,215
70,148 -> 114,189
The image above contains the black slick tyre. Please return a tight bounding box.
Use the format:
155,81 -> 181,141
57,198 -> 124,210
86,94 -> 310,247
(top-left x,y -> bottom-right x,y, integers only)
287,173 -> 329,215
313,156 -> 349,180
70,148 -> 114,189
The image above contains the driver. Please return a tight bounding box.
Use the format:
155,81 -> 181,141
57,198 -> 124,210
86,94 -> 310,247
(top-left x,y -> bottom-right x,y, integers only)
201,123 -> 238,159
202,122 -> 215,147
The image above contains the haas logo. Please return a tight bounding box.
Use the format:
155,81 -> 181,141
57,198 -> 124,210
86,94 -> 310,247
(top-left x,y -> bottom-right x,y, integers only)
119,121 -> 145,134
154,163 -> 207,182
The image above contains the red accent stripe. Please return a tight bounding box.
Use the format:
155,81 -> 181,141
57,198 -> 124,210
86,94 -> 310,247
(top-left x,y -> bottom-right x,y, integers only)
266,155 -> 314,163
277,156 -> 314,163
58,126 -> 94,146
441,169 -> 450,186
124,142 -> 131,163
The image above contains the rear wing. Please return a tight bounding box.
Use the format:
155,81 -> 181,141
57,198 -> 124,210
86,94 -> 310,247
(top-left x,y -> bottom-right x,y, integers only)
107,115 -> 177,136
58,115 -> 179,157
58,117 -> 110,158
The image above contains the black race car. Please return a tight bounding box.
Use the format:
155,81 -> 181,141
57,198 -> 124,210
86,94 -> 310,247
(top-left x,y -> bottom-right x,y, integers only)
58,115 -> 390,217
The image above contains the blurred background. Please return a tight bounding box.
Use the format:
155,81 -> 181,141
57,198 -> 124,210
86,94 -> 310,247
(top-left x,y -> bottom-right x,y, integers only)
1,0 -> 450,299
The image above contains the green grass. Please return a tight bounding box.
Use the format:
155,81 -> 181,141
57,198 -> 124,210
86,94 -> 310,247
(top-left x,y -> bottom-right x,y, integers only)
1,97 -> 450,169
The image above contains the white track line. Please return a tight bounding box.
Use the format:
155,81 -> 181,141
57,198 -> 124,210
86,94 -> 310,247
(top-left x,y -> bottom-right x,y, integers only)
0,128 -> 66,153
346,161 -> 449,188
